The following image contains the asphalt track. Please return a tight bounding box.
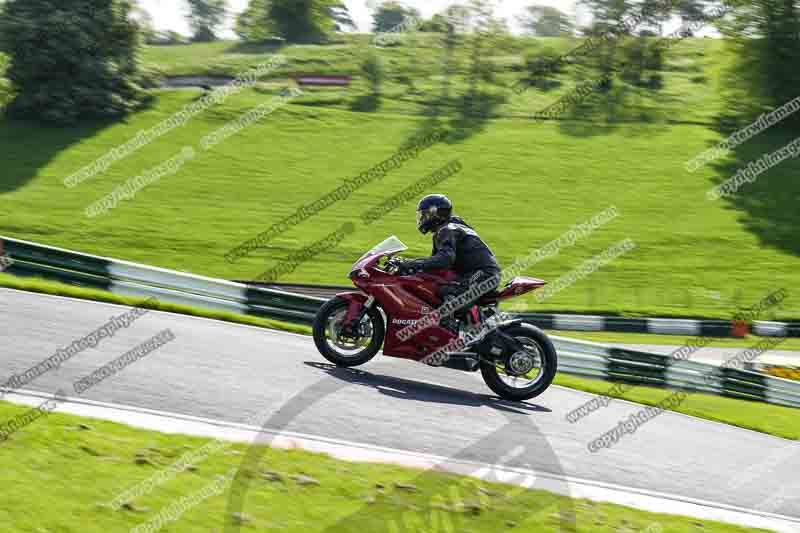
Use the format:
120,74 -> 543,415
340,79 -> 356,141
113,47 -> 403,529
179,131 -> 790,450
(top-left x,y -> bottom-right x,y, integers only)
2,288 -> 799,530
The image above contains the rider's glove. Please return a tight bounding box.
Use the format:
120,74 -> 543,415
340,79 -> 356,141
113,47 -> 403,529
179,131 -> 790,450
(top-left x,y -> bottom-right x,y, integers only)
396,260 -> 422,276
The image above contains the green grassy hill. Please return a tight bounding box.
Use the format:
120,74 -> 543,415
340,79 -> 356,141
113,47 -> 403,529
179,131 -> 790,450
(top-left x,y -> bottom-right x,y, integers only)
1,36 -> 798,319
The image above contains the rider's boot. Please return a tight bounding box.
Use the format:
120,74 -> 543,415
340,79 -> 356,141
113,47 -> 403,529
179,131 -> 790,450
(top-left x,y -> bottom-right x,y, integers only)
437,294 -> 461,336
439,315 -> 460,336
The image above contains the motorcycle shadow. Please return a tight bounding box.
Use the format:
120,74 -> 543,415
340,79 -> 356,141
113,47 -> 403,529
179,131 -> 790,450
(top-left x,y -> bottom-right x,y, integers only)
303,361 -> 551,416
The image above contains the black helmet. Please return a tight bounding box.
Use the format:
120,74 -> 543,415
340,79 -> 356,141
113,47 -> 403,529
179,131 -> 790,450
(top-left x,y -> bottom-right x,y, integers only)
416,194 -> 453,234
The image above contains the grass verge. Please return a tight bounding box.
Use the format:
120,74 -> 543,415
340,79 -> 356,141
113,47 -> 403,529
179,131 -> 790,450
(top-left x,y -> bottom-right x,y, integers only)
554,373 -> 800,440
0,400 -> 772,532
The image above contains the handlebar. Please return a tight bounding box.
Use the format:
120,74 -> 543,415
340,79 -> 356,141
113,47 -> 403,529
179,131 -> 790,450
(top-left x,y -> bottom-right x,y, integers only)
385,257 -> 422,277
385,257 -> 402,275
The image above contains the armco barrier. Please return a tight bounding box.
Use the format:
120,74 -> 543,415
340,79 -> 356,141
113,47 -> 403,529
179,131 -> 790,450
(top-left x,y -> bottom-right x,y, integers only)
517,313 -> 740,337
552,336 -> 800,409
2,236 -> 799,409
249,283 -> 800,339
0,236 -> 325,325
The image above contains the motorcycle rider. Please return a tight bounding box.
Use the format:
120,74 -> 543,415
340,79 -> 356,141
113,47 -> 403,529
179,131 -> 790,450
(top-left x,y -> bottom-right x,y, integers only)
396,194 -> 502,332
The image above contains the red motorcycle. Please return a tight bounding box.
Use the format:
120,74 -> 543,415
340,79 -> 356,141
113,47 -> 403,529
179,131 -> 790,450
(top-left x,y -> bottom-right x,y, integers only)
312,236 -> 558,401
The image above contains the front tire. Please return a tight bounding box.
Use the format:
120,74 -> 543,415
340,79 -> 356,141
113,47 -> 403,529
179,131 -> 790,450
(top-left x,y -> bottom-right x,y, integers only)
479,323 -> 557,401
313,296 -> 385,367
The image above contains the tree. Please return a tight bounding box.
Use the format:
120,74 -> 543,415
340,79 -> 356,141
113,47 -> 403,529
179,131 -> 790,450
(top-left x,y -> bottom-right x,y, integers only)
444,4 -> 473,32
674,0 -> 711,26
351,52 -> 384,112
419,14 -> 450,32
362,54 -> 384,90
235,0 -> 271,42
371,1 -> 420,32
631,0 -> 686,35
0,53 -> 11,111
518,5 -> 573,36
524,46 -> 563,88
721,0 -> 800,126
0,0 -> 147,124
0,0 -> 9,111
186,0 -> 228,42
266,0 -> 353,43
329,1 -> 356,31
236,0 -> 353,43
577,0 -> 639,83
579,0 -> 635,33
619,36 -> 664,87
461,0 -> 506,116
131,1 -> 158,44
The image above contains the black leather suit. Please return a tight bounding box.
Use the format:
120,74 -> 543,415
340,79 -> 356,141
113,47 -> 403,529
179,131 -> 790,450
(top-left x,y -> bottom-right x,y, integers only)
405,216 -> 502,315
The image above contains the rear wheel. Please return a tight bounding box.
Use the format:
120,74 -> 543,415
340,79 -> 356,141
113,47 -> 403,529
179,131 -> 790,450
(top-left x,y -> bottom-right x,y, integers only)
479,323 -> 557,401
313,296 -> 384,367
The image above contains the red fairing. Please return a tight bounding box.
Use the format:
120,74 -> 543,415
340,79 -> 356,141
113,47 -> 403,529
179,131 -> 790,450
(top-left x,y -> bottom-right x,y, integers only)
346,247 -> 545,363
478,277 -> 546,305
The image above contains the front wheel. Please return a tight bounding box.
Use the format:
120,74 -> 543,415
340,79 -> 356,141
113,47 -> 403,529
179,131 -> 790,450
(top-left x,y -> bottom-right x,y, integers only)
313,296 -> 385,367
479,323 -> 557,401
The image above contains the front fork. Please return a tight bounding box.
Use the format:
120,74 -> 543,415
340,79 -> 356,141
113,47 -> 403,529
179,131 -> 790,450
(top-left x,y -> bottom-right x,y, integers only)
342,295 -> 375,336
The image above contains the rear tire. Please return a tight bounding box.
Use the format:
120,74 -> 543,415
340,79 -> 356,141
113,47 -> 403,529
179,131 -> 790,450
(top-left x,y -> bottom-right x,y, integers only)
479,323 -> 557,401
313,296 -> 384,367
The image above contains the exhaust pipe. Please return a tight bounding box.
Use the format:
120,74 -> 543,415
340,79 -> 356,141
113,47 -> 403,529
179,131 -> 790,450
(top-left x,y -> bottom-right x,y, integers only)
437,351 -> 480,372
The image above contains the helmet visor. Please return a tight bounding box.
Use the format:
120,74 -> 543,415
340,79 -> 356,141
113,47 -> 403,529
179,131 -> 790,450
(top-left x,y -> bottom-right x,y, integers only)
416,207 -> 436,229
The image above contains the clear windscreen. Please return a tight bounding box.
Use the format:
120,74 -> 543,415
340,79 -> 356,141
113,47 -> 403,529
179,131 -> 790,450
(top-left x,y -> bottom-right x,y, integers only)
353,235 -> 407,268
